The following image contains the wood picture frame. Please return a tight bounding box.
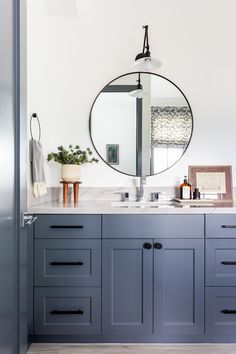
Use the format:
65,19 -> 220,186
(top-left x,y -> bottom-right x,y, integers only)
188,165 -> 233,201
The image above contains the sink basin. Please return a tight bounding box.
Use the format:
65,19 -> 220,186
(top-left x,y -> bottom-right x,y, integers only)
111,201 -> 180,208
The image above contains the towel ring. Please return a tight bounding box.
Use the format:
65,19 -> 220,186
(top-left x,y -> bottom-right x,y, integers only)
30,113 -> 41,140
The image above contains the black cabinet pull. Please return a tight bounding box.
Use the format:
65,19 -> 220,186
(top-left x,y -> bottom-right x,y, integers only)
143,242 -> 152,249
50,309 -> 84,315
221,225 -> 236,229
50,261 -> 84,266
50,225 -> 84,229
154,242 -> 163,250
221,309 -> 236,314
221,261 -> 236,265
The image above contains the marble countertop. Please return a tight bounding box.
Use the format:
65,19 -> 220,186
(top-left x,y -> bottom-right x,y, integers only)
27,200 -> 236,215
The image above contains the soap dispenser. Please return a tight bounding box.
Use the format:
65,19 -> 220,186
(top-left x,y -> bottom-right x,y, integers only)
180,176 -> 192,199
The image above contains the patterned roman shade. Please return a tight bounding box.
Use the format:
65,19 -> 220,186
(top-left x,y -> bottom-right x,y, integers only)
151,106 -> 192,148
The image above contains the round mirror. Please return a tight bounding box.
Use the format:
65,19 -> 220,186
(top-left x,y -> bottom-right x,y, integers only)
90,72 -> 193,177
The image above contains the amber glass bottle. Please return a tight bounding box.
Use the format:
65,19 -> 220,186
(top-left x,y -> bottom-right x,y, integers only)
180,176 -> 192,199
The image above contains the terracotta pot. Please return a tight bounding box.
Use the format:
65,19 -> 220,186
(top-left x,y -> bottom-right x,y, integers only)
61,164 -> 81,182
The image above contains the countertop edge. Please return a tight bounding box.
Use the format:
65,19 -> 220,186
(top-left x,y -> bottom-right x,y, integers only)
27,206 -> 236,215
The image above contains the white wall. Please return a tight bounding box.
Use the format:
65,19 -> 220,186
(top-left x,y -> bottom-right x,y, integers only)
27,0 -> 236,187
92,92 -> 136,175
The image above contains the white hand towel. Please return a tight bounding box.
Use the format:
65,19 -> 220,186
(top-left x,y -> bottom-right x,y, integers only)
30,139 -> 47,198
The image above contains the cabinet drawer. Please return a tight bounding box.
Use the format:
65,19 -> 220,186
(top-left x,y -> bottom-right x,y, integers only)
102,215 -> 204,238
206,239 -> 236,286
34,287 -> 101,335
206,215 -> 236,238
206,287 -> 236,335
34,215 -> 101,238
34,239 -> 101,286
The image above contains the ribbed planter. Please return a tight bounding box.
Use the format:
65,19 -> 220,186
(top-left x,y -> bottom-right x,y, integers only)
61,164 -> 81,182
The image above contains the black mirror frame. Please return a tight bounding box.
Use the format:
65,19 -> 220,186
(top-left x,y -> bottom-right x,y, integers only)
89,71 -> 194,178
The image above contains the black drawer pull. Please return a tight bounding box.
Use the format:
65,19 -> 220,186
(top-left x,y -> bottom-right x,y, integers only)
50,225 -> 84,229
143,242 -> 152,249
154,242 -> 163,250
50,261 -> 84,266
50,309 -> 84,315
221,261 -> 236,265
221,225 -> 236,229
221,309 -> 236,314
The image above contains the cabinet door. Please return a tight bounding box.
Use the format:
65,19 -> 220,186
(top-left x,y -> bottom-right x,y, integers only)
102,239 -> 153,335
154,239 -> 204,336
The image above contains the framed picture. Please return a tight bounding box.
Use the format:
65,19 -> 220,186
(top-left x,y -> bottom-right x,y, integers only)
106,144 -> 119,165
188,165 -> 233,201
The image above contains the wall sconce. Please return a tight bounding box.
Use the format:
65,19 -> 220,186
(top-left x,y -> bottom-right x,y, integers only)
129,73 -> 148,99
134,25 -> 162,71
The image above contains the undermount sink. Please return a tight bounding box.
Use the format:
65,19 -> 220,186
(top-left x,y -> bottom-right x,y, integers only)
110,200 -> 180,208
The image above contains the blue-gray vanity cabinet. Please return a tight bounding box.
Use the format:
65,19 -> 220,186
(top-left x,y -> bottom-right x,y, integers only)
34,239 -> 101,287
102,215 -> 204,238
206,287 -> 236,335
102,239 -> 153,335
34,287 -> 101,335
31,214 -> 207,340
34,214 -> 101,238
154,239 -> 204,336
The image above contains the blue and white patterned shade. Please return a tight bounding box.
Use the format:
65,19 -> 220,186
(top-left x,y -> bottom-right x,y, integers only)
151,106 -> 192,148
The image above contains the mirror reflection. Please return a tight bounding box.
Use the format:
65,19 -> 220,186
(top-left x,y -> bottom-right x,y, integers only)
90,72 -> 193,177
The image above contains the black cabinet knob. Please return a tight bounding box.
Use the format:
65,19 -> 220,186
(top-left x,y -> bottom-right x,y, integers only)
154,242 -> 163,249
143,242 -> 152,249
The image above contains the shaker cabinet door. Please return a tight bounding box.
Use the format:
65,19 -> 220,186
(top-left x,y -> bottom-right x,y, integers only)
102,239 -> 153,335
154,239 -> 204,336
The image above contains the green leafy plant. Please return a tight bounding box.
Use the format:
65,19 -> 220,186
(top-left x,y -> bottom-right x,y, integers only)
47,145 -> 99,165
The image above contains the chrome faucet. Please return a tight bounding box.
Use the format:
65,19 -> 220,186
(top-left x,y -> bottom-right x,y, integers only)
137,176 -> 146,201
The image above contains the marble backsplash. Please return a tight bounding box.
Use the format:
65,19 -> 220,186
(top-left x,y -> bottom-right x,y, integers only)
27,185 -> 178,207
28,185 -> 236,207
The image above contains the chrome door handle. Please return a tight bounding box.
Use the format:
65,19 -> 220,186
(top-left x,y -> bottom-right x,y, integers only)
21,214 -> 37,227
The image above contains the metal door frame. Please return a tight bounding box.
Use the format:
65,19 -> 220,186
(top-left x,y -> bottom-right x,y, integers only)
15,0 -> 27,352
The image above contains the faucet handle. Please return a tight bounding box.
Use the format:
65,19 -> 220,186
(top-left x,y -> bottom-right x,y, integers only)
121,192 -> 129,201
150,192 -> 162,202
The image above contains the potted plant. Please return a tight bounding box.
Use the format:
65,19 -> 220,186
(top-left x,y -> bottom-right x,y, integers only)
47,145 -> 98,182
